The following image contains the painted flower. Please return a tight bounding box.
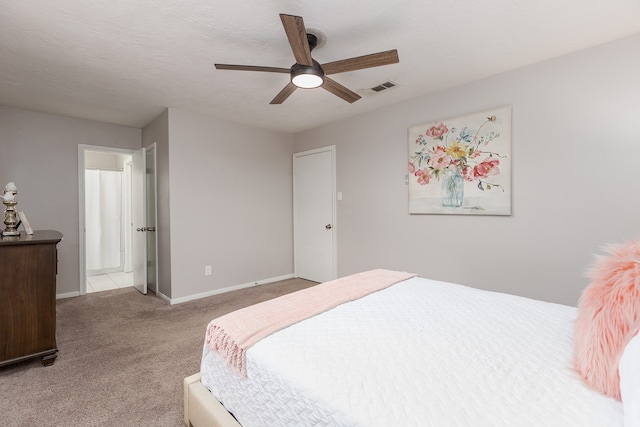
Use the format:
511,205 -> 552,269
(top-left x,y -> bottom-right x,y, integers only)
415,168 -> 431,185
473,159 -> 500,179
408,162 -> 415,173
425,123 -> 448,139
446,141 -> 466,159
429,148 -> 452,171
462,166 -> 474,182
459,126 -> 473,143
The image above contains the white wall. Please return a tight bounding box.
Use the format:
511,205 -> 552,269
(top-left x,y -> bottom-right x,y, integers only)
0,107 -> 141,296
166,108 -> 294,300
294,34 -> 640,306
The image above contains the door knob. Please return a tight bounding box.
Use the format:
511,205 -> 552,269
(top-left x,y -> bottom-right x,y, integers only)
136,227 -> 145,232
325,224 -> 332,229
147,226 -> 156,232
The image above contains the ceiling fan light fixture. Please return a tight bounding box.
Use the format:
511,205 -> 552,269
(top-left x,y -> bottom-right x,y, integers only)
215,14 -> 398,104
291,64 -> 324,88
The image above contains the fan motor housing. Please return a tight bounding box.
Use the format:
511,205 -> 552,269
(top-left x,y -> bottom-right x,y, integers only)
306,33 -> 318,51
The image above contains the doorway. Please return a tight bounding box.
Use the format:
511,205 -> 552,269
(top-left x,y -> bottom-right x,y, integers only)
78,144 -> 158,296
293,145 -> 337,283
84,150 -> 132,292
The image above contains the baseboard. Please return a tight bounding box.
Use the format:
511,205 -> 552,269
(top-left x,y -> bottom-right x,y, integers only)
54,273 -> 296,303
168,273 -> 295,305
56,291 -> 80,299
157,291 -> 171,303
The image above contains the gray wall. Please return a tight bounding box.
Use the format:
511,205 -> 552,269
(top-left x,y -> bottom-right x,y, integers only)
3,34 -> 637,305
0,105 -> 292,301
0,107 -> 141,296
294,34 -> 640,306
166,108 -> 294,300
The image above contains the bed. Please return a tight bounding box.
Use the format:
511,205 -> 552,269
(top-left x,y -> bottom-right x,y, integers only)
184,269 -> 634,427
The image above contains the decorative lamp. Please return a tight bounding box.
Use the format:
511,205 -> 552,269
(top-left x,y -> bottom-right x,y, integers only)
2,182 -> 20,237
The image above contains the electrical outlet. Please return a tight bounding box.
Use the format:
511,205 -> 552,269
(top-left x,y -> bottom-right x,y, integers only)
205,265 -> 212,276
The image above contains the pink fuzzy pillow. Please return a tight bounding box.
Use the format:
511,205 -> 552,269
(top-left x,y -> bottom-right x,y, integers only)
574,239 -> 640,400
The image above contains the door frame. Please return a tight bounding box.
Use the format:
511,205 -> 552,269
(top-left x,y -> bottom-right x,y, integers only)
77,144 -> 136,295
293,145 -> 337,281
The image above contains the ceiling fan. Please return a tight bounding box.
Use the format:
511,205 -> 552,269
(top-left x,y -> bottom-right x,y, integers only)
215,13 -> 399,104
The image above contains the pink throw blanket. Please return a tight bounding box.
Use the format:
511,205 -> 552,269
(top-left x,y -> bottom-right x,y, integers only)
205,269 -> 416,375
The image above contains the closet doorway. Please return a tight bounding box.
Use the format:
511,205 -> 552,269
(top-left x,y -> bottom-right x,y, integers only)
78,144 -> 158,296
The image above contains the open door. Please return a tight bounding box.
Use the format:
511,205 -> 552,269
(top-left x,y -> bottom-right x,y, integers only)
145,145 -> 158,295
132,147 -> 147,294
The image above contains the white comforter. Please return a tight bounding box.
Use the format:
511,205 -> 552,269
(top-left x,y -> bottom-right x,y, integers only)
201,276 -> 623,426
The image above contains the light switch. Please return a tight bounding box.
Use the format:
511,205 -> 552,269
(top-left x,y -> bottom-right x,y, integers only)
337,192 -> 343,201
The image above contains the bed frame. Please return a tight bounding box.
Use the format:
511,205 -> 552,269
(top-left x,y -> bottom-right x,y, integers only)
183,373 -> 242,427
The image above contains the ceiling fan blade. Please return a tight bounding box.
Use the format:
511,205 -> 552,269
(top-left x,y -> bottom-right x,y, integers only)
215,64 -> 290,73
321,49 -> 399,75
280,14 -> 313,66
270,82 -> 297,104
322,77 -> 361,103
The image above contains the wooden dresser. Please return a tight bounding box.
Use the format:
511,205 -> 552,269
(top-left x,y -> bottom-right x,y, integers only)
0,230 -> 63,367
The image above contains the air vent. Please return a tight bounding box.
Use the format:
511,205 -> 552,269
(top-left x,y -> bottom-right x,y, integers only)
360,81 -> 398,96
371,81 -> 396,92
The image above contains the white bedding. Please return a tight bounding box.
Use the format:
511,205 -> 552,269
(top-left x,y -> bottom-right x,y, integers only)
201,276 -> 623,426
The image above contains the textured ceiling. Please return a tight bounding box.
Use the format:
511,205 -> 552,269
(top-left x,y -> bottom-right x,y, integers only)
1,0 -> 639,133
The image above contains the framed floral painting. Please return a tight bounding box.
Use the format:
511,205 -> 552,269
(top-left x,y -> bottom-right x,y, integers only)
408,106 -> 511,215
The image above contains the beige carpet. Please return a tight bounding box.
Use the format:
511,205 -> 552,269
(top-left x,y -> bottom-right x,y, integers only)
0,278 -> 316,427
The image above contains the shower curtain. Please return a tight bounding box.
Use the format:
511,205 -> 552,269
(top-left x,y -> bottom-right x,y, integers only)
85,169 -> 123,271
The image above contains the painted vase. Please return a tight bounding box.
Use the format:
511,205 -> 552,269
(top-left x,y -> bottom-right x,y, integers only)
441,169 -> 464,207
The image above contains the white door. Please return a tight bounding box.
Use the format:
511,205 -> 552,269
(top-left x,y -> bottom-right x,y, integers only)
145,145 -> 158,295
294,146 -> 336,283
131,148 -> 147,294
